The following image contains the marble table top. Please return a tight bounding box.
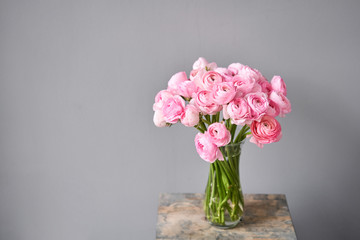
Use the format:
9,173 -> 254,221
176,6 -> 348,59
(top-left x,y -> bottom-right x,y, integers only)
156,193 -> 297,240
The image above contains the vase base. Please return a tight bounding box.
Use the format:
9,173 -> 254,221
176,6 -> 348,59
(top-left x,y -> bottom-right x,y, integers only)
207,216 -> 243,229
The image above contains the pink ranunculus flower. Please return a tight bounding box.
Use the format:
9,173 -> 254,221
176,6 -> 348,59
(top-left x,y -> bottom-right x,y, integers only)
258,78 -> 272,95
194,91 -> 222,115
215,67 -> 234,82
212,82 -> 236,105
227,63 -> 245,75
271,76 -> 287,96
250,115 -> 282,148
192,57 -> 209,70
195,133 -> 223,163
229,63 -> 264,83
162,95 -> 186,124
181,104 -> 200,127
199,104 -> 222,115
194,90 -> 214,107
167,71 -> 188,95
153,110 -> 167,127
153,90 -> 173,111
250,82 -> 262,93
197,71 -> 223,91
232,75 -> 256,97
206,62 -> 218,71
245,92 -> 269,121
192,57 -> 217,71
269,91 -> 291,117
188,98 -> 200,110
223,104 -> 230,120
207,122 -> 231,147
227,98 -> 251,125
190,68 -> 206,86
178,80 -> 197,98
266,100 -> 280,117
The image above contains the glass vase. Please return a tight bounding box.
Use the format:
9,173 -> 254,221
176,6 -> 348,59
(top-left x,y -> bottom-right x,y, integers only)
203,141 -> 244,229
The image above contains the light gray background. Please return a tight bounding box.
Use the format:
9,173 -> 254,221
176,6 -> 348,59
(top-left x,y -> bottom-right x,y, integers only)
1,0 -> 359,239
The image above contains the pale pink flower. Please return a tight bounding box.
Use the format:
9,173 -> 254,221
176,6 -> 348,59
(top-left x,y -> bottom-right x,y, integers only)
153,90 -> 173,111
245,92 -> 269,121
232,75 -> 256,97
227,98 -> 251,125
223,104 -> 230,120
194,90 -> 222,115
192,57 -> 217,71
206,123 -> 231,147
192,57 -> 209,70
206,62 -> 218,71
250,115 -> 282,148
271,76 -> 287,96
181,104 -> 200,127
215,67 -> 234,82
212,82 -> 236,105
167,72 -> 188,95
266,100 -> 280,117
153,110 -> 167,127
194,90 -> 213,107
195,133 -> 223,163
229,63 -> 264,82
227,63 -> 245,75
162,95 -> 185,124
196,71 -> 223,91
188,98 -> 198,109
191,58 -> 217,88
269,91 -> 291,117
190,68 -> 206,86
249,83 -> 262,93
198,103 -> 222,115
230,64 -> 266,95
178,80 -> 197,98
258,78 -> 272,95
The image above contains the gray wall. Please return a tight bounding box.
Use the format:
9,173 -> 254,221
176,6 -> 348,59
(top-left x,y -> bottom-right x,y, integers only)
1,0 -> 359,239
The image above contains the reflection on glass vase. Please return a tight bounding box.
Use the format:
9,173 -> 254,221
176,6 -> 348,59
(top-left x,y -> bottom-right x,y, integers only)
203,141 -> 244,229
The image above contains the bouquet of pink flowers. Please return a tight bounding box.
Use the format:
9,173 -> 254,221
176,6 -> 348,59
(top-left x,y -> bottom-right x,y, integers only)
153,57 -> 291,228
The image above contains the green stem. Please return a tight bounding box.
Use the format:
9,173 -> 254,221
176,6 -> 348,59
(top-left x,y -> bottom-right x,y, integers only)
199,119 -> 207,131
218,191 -> 230,212
214,162 -> 225,200
214,161 -> 228,224
225,119 -> 231,129
205,144 -> 245,225
234,125 -> 250,143
218,153 -> 239,187
219,149 -> 233,178
194,125 -> 205,133
205,115 -> 211,122
205,164 -> 212,219
211,114 -> 217,123
209,163 -> 216,208
230,124 -> 237,142
217,160 -> 234,188
216,112 -> 220,122
202,117 -> 212,125
226,145 -> 236,176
